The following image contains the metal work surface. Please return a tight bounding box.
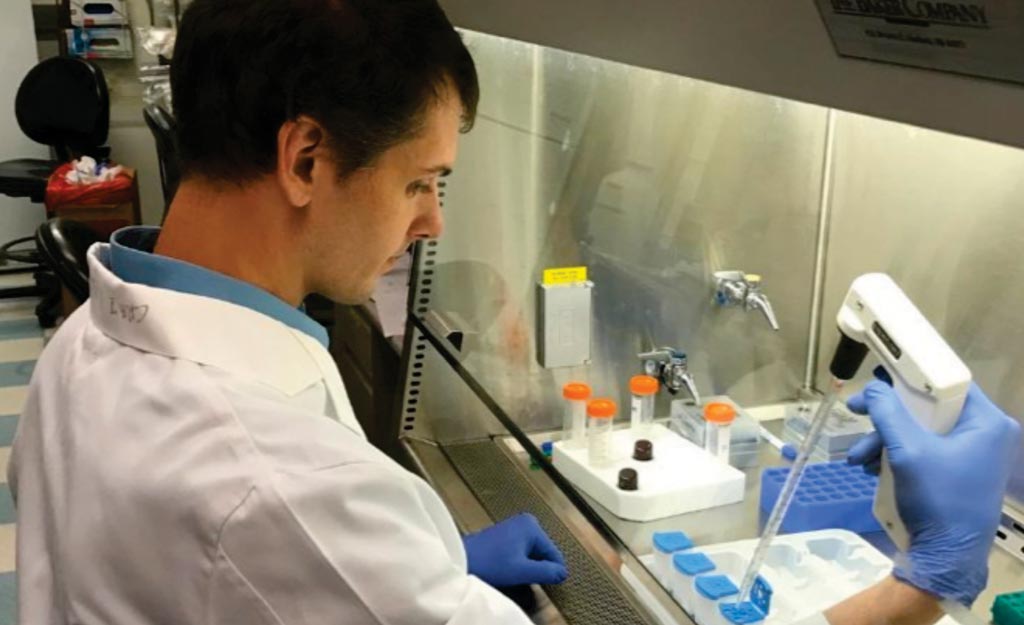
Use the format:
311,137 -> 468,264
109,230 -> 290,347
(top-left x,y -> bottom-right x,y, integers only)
443,439 -> 663,625
501,421 -> 1024,622
402,438 -> 568,625
404,289 -> 1024,621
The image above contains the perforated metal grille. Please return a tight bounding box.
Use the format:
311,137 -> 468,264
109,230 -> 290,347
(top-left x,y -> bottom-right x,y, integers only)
444,440 -> 650,625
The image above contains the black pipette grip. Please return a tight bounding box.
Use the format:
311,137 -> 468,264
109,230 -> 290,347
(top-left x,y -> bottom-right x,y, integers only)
830,331 -> 869,381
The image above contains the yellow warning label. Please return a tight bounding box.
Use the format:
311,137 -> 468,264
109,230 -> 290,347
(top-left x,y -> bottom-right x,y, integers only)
543,266 -> 588,285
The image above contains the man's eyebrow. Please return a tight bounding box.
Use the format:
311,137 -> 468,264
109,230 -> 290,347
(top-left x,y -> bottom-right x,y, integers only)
422,165 -> 453,177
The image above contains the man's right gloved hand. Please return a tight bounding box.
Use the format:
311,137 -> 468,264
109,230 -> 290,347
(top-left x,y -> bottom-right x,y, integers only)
463,513 -> 569,588
847,374 -> 1021,606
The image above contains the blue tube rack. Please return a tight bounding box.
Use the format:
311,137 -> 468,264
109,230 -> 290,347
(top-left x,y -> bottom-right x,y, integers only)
759,461 -> 883,534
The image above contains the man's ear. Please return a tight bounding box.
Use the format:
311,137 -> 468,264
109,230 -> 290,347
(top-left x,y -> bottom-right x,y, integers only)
277,116 -> 326,207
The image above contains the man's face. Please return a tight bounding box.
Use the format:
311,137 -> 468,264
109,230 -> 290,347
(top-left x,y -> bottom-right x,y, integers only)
306,89 -> 462,304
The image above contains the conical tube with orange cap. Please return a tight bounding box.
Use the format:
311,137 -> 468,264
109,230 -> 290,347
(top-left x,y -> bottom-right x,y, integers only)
703,402 -> 736,463
562,382 -> 592,449
629,375 -> 659,434
586,398 -> 617,467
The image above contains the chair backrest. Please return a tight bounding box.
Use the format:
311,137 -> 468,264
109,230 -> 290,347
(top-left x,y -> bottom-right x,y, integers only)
143,104 -> 181,213
15,57 -> 110,161
35,218 -> 103,303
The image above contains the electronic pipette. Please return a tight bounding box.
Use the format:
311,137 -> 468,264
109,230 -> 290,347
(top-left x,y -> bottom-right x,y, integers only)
833,273 -> 971,548
738,273 -> 971,602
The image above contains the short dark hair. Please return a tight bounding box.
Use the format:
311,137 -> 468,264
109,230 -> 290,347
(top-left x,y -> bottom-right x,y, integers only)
171,0 -> 479,182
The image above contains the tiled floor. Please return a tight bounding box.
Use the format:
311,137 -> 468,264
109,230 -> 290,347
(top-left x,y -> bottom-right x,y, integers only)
0,280 -> 47,625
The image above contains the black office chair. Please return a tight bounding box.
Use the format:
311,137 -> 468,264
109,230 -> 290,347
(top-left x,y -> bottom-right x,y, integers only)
0,57 -> 110,203
143,103 -> 180,220
0,57 -> 109,326
35,218 -> 103,306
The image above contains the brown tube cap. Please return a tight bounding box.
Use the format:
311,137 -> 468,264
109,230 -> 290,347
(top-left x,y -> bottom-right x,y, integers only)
618,468 -> 638,491
633,439 -> 653,461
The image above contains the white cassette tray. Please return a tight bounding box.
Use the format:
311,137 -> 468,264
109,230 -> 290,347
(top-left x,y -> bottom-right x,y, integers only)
623,529 -> 961,625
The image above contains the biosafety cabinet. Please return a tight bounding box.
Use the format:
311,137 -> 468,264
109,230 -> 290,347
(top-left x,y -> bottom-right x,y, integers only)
384,3 -> 1024,624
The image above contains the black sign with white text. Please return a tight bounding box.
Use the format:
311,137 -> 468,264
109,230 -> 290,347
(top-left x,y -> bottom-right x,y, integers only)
815,0 -> 1024,85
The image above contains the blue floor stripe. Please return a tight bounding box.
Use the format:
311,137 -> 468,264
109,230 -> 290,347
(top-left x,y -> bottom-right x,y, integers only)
0,417 -> 15,447
0,306 -> 33,623
0,319 -> 40,341
0,362 -> 33,389
0,488 -> 13,525
0,571 -> 15,625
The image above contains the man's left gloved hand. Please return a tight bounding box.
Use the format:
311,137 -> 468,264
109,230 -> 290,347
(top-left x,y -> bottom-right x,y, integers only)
463,513 -> 569,588
847,373 -> 1021,606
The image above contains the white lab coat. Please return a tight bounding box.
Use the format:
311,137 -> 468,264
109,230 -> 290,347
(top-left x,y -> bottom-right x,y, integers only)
9,243 -> 532,625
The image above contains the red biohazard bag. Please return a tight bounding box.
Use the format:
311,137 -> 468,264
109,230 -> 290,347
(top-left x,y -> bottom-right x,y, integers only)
44,161 -> 134,213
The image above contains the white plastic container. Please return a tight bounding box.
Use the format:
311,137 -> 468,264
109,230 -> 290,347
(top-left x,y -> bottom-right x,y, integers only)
782,401 -> 874,462
669,551 -> 716,614
70,0 -> 128,27
670,396 -> 761,469
562,382 -> 591,448
587,398 -> 616,467
630,375 -> 658,433
704,402 -> 735,464
693,574 -> 739,625
66,27 -> 134,59
651,531 -> 693,585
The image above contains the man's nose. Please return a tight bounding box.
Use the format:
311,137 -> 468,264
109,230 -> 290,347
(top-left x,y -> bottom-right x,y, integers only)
411,190 -> 444,240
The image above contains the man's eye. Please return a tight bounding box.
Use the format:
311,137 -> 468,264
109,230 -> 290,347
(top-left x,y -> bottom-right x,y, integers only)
408,181 -> 433,195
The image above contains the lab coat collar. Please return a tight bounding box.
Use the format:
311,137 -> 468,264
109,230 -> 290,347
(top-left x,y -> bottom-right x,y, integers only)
108,226 -> 329,349
87,243 -> 330,397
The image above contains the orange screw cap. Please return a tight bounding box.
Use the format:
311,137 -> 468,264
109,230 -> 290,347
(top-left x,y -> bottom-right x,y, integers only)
629,375 -> 659,396
587,398 -> 617,419
705,402 -> 736,424
563,382 -> 592,401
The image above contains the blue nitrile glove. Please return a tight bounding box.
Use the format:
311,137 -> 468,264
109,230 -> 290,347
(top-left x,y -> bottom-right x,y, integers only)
463,513 -> 569,588
846,372 -> 1022,606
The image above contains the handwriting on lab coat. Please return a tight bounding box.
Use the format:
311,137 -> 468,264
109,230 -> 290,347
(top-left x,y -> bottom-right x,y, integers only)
109,298 -> 149,323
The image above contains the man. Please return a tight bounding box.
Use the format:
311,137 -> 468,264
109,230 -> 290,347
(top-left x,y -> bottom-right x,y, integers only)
10,1 -> 565,623
9,1 -> 1021,625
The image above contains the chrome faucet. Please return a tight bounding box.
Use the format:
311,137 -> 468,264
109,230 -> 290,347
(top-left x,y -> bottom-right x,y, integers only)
638,347 -> 701,405
714,271 -> 780,331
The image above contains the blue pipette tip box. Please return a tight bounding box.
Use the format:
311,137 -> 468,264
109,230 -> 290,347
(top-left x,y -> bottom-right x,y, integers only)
695,574 -> 739,600
760,461 -> 883,534
653,530 -> 693,554
720,601 -> 766,625
673,552 -> 715,576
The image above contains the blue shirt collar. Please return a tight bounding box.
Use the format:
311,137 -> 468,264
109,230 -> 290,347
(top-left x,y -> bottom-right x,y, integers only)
108,226 -> 329,349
